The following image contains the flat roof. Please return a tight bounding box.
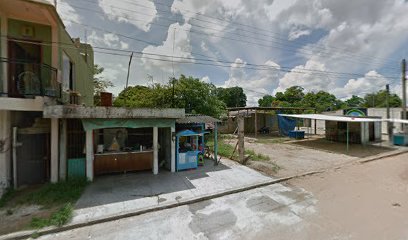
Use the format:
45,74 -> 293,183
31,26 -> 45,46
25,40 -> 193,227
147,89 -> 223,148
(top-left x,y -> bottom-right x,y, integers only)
43,105 -> 185,119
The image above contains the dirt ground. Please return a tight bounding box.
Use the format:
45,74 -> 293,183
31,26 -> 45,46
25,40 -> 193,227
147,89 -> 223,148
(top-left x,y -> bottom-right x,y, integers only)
233,135 -> 400,178
0,205 -> 56,235
286,152 -> 408,239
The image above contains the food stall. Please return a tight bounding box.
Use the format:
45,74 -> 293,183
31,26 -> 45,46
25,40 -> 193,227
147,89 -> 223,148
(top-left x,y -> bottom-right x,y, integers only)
93,127 -> 154,175
175,130 -> 203,171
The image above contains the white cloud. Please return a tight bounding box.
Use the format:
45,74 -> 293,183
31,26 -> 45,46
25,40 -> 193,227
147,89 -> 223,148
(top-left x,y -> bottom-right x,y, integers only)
201,76 -> 210,83
333,71 -> 389,99
57,2 -> 80,26
98,0 -> 157,32
222,58 -> 281,106
274,59 -> 333,94
288,28 -> 311,41
87,31 -> 129,50
141,23 -> 194,74
200,41 -> 209,52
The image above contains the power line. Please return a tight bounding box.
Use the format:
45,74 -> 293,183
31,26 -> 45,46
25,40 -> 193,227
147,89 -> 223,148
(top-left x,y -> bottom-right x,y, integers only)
62,0 -> 402,68
3,35 -> 399,81
60,1 -> 400,71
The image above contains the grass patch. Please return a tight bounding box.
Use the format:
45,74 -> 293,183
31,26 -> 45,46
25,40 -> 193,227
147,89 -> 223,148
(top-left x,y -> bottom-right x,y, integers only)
0,188 -> 15,208
245,149 -> 270,161
1,178 -> 88,232
256,137 -> 290,144
208,135 -> 270,161
30,203 -> 73,228
17,178 -> 88,207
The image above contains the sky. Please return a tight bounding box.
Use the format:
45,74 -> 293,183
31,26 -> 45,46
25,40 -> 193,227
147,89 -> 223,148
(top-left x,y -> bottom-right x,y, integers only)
52,0 -> 408,106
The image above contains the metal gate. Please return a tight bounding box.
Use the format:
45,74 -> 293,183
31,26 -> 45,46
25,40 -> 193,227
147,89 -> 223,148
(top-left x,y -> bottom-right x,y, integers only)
13,127 -> 50,187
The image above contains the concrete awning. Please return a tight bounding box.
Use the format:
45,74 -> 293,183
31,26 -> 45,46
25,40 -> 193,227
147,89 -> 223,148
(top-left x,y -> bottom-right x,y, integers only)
43,105 -> 185,119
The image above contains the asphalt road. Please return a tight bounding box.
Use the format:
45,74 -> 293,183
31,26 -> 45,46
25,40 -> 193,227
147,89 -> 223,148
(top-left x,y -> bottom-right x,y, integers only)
38,182 -> 316,240
38,153 -> 408,240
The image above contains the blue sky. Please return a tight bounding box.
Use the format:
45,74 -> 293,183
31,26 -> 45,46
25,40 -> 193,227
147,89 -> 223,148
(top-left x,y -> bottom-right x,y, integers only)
54,0 -> 408,105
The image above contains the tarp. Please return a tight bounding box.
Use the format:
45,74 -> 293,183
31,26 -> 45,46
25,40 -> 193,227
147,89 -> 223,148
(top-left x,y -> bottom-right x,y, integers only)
176,130 -> 201,137
278,114 -> 382,122
277,115 -> 297,136
82,119 -> 175,131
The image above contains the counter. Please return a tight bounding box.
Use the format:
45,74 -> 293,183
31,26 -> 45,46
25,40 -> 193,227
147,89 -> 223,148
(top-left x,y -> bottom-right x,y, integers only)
94,151 -> 153,175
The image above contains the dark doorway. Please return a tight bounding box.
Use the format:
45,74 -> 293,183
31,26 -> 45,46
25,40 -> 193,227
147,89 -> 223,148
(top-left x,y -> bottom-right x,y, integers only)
16,132 -> 50,186
8,40 -> 42,97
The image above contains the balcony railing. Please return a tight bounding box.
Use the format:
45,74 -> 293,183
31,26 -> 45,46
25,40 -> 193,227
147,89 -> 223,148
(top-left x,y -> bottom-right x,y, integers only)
1,58 -> 61,98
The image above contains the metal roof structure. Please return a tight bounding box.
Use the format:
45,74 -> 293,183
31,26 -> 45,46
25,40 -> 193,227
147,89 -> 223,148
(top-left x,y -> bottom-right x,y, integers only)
279,114 -> 408,124
176,114 -> 221,124
227,106 -> 315,112
278,114 -> 383,122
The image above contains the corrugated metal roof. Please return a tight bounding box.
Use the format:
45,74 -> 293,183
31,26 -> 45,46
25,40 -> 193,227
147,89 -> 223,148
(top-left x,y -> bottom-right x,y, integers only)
279,114 -> 382,122
176,114 -> 221,124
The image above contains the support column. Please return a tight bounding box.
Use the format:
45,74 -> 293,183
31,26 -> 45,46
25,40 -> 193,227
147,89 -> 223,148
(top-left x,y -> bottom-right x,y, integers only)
59,119 -> 67,180
153,127 -> 158,175
1,15 -> 8,95
214,122 -> 218,165
170,126 -> 175,173
85,130 -> 94,181
360,122 -> 369,145
0,111 -> 11,193
50,118 -> 59,183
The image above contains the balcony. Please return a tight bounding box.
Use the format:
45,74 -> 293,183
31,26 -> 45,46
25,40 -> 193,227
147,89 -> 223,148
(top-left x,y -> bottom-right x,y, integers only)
1,58 -> 61,98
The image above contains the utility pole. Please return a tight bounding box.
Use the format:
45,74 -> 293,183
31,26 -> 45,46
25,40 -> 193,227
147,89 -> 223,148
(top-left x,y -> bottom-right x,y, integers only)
386,84 -> 393,141
124,52 -> 133,105
402,59 -> 407,133
237,115 -> 245,164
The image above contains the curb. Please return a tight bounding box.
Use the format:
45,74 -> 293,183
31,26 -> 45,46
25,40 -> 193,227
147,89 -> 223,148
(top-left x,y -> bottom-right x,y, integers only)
358,150 -> 408,164
0,170 -> 323,240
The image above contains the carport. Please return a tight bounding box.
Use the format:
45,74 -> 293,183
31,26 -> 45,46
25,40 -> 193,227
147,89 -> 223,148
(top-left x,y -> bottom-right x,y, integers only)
279,114 -> 383,151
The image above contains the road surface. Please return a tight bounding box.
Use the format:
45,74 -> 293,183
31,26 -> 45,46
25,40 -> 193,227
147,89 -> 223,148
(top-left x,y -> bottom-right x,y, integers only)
39,153 -> 408,240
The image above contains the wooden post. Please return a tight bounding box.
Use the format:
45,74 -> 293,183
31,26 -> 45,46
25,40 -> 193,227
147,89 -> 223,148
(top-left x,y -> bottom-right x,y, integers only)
170,126 -> 175,172
254,109 -> 258,138
153,127 -> 158,175
238,116 -> 245,164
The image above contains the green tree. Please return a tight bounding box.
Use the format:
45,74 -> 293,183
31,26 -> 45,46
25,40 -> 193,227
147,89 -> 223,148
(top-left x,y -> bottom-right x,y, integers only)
93,64 -> 114,105
173,75 -> 226,117
258,95 -> 275,107
275,86 -> 305,106
113,75 -> 226,118
363,90 -> 402,108
216,87 -> 246,107
344,95 -> 364,108
302,91 -> 344,112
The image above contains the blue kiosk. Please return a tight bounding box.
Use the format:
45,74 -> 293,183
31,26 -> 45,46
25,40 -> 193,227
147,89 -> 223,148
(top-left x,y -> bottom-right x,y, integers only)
175,114 -> 221,171
175,130 -> 204,171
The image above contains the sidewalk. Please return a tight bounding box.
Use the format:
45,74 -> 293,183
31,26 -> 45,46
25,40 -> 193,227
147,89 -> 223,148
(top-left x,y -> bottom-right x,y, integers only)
2,148 -> 407,240
1,159 -> 275,240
